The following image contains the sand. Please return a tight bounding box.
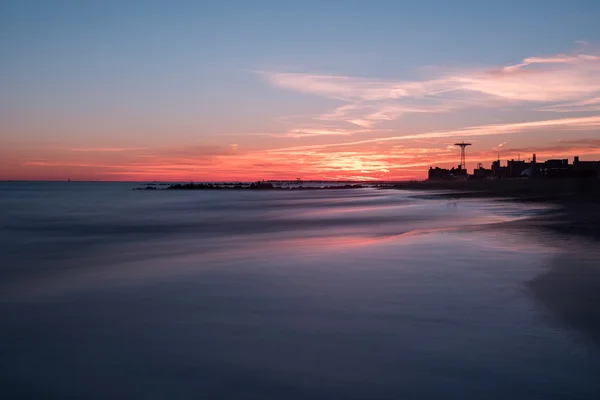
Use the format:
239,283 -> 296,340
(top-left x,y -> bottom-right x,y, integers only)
387,178 -> 600,240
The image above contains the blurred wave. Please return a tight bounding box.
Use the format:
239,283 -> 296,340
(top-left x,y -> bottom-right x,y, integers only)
1,182 -> 599,399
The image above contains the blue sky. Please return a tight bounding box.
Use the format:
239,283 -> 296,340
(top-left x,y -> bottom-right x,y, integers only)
2,0 -> 600,180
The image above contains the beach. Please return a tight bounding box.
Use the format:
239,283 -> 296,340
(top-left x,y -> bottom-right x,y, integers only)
1,182 -> 600,399
388,178 -> 600,240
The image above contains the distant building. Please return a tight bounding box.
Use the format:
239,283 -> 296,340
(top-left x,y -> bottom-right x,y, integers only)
428,166 -> 450,180
472,163 -> 492,179
491,159 -> 508,179
507,159 -> 528,178
573,156 -> 600,178
453,166 -> 468,178
428,165 -> 468,180
489,156 -> 584,179
427,150 -> 600,181
539,158 -> 570,177
543,159 -> 569,169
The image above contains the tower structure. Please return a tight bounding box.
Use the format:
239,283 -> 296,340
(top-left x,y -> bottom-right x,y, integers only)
454,142 -> 472,169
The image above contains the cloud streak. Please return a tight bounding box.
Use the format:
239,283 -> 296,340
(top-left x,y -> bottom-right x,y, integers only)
263,48 -> 600,133
267,115 -> 600,153
539,97 -> 600,113
66,147 -> 146,152
17,127 -> 600,182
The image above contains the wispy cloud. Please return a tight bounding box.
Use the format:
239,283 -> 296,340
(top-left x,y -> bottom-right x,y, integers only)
539,97 -> 600,113
501,54 -> 600,73
267,51 -> 600,104
267,115 -> 600,153
66,147 -> 145,152
285,127 -> 373,138
266,73 -> 412,101
265,72 -> 456,129
317,103 -> 452,129
263,47 -> 600,133
461,53 -> 600,102
493,142 -> 507,151
23,161 -> 122,168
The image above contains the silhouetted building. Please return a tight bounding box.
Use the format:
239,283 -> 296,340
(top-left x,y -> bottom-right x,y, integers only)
453,165 -> 468,178
507,159 -> 528,178
472,163 -> 492,179
491,159 -> 508,179
543,159 -> 569,169
428,167 -> 449,180
428,151 -> 600,181
573,156 -> 600,178
491,156 -> 573,179
428,165 -> 467,180
539,158 -> 569,177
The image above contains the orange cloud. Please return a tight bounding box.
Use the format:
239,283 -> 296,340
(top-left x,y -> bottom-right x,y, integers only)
13,132 -> 600,182
66,147 -> 146,152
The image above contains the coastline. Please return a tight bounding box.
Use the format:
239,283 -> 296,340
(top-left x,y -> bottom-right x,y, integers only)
136,182 -> 365,190
387,179 -> 600,241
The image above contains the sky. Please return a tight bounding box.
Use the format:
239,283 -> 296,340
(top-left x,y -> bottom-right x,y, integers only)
2,0 -> 600,181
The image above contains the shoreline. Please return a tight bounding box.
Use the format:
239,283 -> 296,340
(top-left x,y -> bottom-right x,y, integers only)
386,179 -> 600,241
136,182 -> 366,191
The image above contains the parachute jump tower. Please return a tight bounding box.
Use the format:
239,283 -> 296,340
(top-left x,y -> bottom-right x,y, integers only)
454,142 -> 472,170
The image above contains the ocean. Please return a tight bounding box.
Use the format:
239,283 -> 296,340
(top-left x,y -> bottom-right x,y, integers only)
1,182 -> 599,399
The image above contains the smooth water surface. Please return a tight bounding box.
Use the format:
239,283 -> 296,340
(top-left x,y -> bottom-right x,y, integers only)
1,182 -> 599,399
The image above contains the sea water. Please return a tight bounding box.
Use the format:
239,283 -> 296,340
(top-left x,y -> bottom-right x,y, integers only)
1,182 -> 599,399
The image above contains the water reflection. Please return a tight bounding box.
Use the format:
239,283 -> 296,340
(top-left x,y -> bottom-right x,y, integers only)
529,245 -> 600,346
1,183 -> 599,399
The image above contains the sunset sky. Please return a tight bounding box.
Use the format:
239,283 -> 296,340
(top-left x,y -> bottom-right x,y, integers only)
2,0 -> 600,181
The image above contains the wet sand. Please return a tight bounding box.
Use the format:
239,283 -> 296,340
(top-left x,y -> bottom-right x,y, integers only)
387,179 -> 600,347
387,179 -> 600,240
2,182 -> 600,398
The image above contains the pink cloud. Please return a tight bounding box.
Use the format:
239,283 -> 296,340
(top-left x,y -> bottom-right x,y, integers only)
66,147 -> 146,152
268,115 -> 600,153
263,48 -> 600,135
12,131 -> 600,182
539,97 -> 600,113
285,127 -> 371,138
